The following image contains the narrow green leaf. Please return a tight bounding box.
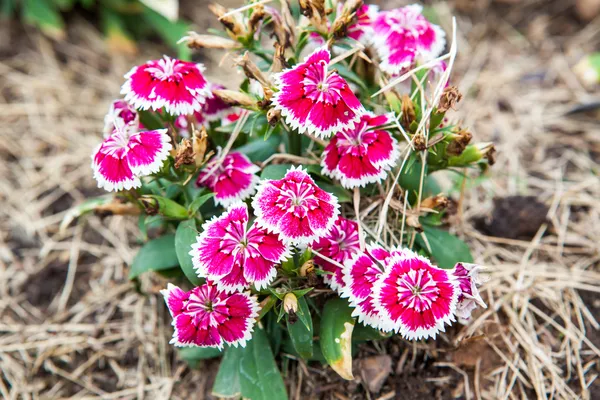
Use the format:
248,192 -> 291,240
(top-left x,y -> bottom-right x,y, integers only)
287,297 -> 313,359
239,326 -> 288,400
237,134 -> 282,162
129,234 -> 178,279
417,225 -> 473,269
59,195 -> 112,233
212,346 -> 243,398
316,182 -> 351,203
352,324 -> 392,341
188,192 -> 214,216
22,0 -> 65,40
138,110 -> 165,130
291,287 -> 313,298
261,164 -> 292,180
178,346 -> 222,368
320,297 -> 355,380
175,220 -> 203,286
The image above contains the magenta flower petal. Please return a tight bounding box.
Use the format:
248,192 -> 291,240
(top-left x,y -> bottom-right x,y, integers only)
313,217 -> 361,292
161,283 -> 259,349
91,128 -> 172,192
347,4 -> 379,44
196,152 -> 260,207
373,251 -> 459,340
321,113 -> 399,188
252,166 -> 340,245
373,5 -> 446,75
190,203 -> 290,292
272,47 -> 364,138
121,56 -> 212,116
452,262 -> 489,321
103,99 -> 140,137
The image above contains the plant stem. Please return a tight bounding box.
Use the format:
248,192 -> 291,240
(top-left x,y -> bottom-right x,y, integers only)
288,131 -> 302,157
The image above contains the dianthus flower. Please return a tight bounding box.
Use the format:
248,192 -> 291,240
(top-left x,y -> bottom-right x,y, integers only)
252,166 -> 340,245
190,203 -> 290,292
373,5 -> 445,75
321,113 -> 399,188
162,283 -> 259,349
196,152 -> 260,207
312,217 -> 361,292
103,100 -> 140,137
271,47 -> 364,138
452,262 -> 488,321
121,56 -> 212,116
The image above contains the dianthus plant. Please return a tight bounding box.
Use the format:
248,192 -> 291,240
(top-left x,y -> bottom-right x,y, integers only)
80,1 -> 495,397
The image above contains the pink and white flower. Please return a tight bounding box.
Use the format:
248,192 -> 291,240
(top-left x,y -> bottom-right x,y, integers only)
196,152 -> 260,207
103,100 -> 140,137
321,113 -> 399,188
271,47 -> 364,138
92,128 -> 172,192
452,263 -> 489,321
190,203 -> 290,292
121,56 -> 212,116
161,283 -> 259,349
312,217 -> 361,292
252,166 -> 340,245
373,250 -> 459,339
341,244 -> 389,328
347,4 -> 379,44
373,5 -> 446,75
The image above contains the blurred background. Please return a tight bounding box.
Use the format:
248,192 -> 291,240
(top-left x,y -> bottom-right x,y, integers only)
1,0 -> 599,398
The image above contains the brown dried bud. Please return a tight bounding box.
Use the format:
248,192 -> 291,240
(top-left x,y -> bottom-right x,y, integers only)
420,195 -> 449,211
192,127 -> 208,167
413,134 -> 427,151
331,0 -> 363,38
267,108 -> 281,126
446,129 -> 472,156
248,5 -> 266,34
299,0 -> 327,31
481,143 -> 496,165
178,32 -> 241,49
438,86 -> 462,113
212,89 -> 257,107
209,3 -> 246,37
401,94 -> 416,129
235,52 -> 270,88
279,0 -> 296,45
299,259 -> 315,277
272,43 -> 288,72
174,139 -> 195,169
94,201 -> 141,218
265,5 -> 293,47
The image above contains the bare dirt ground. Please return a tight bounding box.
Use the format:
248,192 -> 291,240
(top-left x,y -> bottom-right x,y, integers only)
1,1 -> 599,399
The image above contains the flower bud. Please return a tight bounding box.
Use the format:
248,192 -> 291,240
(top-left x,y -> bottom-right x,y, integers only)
413,133 -> 426,151
420,195 -> 449,210
178,32 -> 241,49
265,5 -> 293,47
248,4 -> 266,34
212,89 -> 257,108
283,293 -> 298,314
140,195 -> 189,219
448,142 -> 496,167
235,52 -> 270,88
267,108 -> 281,126
445,129 -> 472,156
437,86 -> 462,113
192,127 -> 208,167
174,139 -> 195,169
401,94 -> 416,129
272,43 -> 289,72
299,259 -> 315,277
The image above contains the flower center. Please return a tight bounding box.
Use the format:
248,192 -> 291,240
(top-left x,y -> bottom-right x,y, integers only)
397,268 -> 439,312
317,82 -> 329,92
147,57 -> 185,81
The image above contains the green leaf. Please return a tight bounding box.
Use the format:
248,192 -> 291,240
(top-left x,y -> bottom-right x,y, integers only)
316,182 -> 352,203
416,225 -> 473,269
129,234 -> 179,279
212,346 -> 243,398
22,0 -> 65,40
291,287 -> 313,298
142,6 -> 190,60
261,164 -> 292,180
175,220 -> 203,286
237,134 -> 282,162
320,298 -> 355,380
178,346 -> 222,368
239,326 -> 288,400
352,324 -> 392,341
287,297 -> 313,359
138,110 -> 165,130
188,192 -> 215,216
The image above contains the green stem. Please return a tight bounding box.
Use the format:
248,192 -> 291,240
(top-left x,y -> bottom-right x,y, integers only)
288,131 -> 302,157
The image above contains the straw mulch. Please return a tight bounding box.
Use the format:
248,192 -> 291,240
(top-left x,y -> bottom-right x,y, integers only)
1,2 -> 599,399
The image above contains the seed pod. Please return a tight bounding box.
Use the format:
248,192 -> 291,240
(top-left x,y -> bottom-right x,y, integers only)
178,32 -> 241,49
192,127 -> 208,167
438,86 -> 462,113
446,129 -> 472,156
448,142 -> 496,167
213,89 -> 257,108
235,52 -> 270,88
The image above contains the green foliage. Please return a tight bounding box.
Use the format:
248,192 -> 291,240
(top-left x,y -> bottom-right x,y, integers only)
416,225 -> 474,269
286,297 -> 313,359
174,219 -> 203,286
129,234 -> 178,279
320,298 -> 355,380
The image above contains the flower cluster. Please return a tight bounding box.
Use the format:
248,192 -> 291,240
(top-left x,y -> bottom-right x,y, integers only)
87,2 -> 493,383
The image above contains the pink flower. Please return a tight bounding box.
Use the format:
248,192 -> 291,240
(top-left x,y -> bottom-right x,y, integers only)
92,128 -> 172,192
161,283 -> 259,349
321,113 -> 399,188
196,152 -> 260,207
103,100 -> 140,137
373,250 -> 459,340
190,203 -> 290,292
373,5 -> 445,75
252,166 -> 340,245
121,56 -> 212,116
347,4 -> 379,44
341,244 -> 390,329
271,47 -> 364,138
313,217 -> 361,292
452,263 -> 488,321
